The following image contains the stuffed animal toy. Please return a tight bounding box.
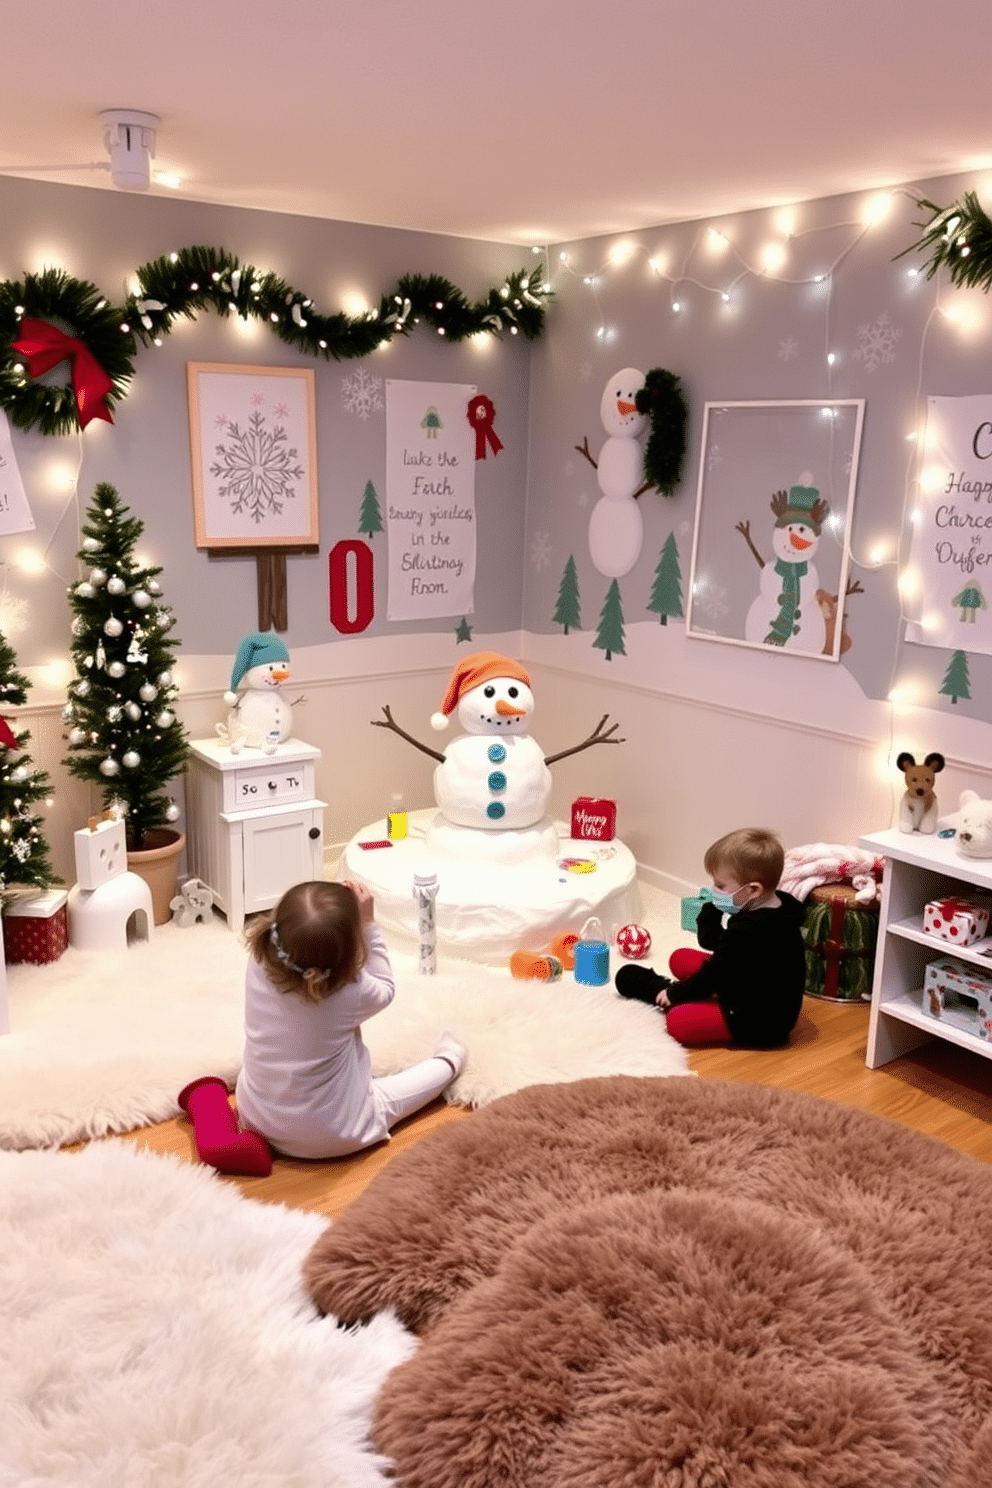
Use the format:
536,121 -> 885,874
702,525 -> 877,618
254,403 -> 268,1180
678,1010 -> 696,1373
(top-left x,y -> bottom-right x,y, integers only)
950,789 -> 992,858
896,750 -> 945,834
169,877 -> 215,927
850,872 -> 882,906
217,631 -> 293,755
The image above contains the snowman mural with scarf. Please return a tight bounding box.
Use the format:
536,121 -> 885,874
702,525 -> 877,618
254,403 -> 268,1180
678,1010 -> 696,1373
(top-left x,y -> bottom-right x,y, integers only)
577,368 -> 650,578
737,482 -> 829,653
372,651 -> 622,864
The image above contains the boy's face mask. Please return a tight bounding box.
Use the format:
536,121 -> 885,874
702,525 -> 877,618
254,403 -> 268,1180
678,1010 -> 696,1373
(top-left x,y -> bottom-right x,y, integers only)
702,883 -> 756,915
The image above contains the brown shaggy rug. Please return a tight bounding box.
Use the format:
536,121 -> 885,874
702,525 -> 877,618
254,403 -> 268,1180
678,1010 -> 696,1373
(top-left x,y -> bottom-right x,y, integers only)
304,1077 -> 992,1488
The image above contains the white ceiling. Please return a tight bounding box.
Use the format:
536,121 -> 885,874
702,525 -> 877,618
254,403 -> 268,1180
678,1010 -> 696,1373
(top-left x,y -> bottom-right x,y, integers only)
2,0 -> 991,245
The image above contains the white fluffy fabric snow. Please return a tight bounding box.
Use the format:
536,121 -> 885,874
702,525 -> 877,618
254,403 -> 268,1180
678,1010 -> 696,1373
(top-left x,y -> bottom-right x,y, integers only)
0,889 -> 689,1150
0,1140 -> 415,1488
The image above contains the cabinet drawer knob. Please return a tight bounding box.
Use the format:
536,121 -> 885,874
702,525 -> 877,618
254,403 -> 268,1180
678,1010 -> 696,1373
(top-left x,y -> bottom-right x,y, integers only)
308,827 -> 321,840
267,780 -> 278,790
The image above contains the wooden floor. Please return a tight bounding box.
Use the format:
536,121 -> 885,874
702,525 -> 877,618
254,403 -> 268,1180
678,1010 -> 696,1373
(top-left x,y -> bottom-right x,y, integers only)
115,993 -> 992,1220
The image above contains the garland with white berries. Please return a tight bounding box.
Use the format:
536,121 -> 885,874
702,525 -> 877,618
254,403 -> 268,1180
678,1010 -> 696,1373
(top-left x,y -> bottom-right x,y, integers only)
898,191 -> 992,292
0,247 -> 553,436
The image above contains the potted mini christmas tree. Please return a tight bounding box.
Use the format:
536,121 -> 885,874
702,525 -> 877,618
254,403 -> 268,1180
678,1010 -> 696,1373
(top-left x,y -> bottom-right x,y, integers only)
62,483 -> 189,921
0,630 -> 57,897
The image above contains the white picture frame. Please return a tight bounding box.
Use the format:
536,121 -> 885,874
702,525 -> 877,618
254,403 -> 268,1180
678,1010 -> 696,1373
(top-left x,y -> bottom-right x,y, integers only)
685,398 -> 865,661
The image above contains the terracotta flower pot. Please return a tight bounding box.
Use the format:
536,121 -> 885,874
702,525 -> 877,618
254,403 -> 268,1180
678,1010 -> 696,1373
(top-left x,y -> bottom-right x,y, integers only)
126,828 -> 185,926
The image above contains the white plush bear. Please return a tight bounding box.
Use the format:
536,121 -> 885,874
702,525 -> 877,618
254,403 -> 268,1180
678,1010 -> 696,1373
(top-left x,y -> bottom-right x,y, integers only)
944,789 -> 992,858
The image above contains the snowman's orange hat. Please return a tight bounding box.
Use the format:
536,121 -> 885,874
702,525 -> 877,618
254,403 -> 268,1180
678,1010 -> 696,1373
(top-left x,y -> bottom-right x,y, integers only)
431,651 -> 532,730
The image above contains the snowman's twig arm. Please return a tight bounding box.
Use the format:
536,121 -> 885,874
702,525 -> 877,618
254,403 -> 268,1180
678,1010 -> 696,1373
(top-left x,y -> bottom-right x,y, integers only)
544,715 -> 624,767
371,704 -> 446,764
735,519 -> 765,568
574,435 -> 598,470
632,479 -> 654,499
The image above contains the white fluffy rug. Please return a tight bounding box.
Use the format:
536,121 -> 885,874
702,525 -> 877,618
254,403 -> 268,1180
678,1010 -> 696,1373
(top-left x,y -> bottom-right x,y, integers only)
0,890 -> 689,1150
0,1139 -> 414,1488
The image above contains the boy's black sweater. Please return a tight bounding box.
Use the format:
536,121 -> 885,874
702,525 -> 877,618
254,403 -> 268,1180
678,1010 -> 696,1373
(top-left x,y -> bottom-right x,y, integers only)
666,893 -> 807,1047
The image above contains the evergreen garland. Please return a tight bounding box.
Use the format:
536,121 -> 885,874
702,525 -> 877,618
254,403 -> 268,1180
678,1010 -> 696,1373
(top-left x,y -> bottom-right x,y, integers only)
62,483 -> 190,849
0,248 -> 552,436
0,632 -> 57,895
898,191 -> 992,292
0,268 -> 136,437
634,367 -> 689,496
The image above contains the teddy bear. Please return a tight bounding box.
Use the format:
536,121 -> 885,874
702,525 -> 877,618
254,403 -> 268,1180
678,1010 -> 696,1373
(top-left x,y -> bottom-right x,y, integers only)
169,877 -> 215,927
947,789 -> 992,858
896,750 -> 945,834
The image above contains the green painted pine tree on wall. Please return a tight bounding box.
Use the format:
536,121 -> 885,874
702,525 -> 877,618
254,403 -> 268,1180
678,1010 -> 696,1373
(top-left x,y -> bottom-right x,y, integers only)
553,554 -> 581,633
358,479 -> 384,539
0,631 -> 57,895
62,484 -> 189,849
593,579 -> 626,661
647,532 -> 683,625
940,649 -> 971,704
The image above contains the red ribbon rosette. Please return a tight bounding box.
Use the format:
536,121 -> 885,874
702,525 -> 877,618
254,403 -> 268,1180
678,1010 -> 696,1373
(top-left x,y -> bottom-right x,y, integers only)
466,393 -> 503,461
11,318 -> 115,429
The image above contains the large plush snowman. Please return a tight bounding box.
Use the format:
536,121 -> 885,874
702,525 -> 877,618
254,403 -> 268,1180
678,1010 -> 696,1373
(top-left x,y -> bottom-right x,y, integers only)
429,653 -> 551,831
740,484 -> 829,653
219,631 -> 294,754
585,368 -> 649,578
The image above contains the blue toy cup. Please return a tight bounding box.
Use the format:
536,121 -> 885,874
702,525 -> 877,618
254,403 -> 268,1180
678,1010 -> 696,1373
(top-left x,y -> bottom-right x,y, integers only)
574,917 -> 610,985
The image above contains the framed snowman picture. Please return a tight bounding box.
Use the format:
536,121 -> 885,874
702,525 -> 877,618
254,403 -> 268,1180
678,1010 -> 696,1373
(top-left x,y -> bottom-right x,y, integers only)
685,399 -> 865,662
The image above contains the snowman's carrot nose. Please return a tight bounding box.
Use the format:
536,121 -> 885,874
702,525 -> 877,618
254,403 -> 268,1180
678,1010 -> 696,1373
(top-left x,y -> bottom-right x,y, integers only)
270,665 -> 290,681
617,399 -> 637,416
496,699 -> 526,717
789,533 -> 813,551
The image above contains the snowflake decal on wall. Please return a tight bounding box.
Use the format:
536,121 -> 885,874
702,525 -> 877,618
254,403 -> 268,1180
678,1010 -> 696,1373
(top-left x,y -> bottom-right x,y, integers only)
210,410 -> 304,524
342,367 -> 384,420
778,336 -> 799,361
852,313 -> 902,372
530,531 -> 552,570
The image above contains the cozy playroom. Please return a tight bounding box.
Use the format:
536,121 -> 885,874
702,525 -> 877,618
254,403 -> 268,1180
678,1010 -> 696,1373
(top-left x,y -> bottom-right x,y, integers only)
4,6 -> 992,1484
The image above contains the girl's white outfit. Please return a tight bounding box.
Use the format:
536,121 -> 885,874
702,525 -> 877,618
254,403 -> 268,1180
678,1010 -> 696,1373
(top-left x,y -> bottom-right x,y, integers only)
235,923 -> 453,1159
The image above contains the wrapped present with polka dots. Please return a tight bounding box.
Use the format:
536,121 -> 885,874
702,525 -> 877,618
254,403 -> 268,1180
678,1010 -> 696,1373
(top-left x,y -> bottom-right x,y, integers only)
3,888 -> 69,965
922,894 -> 992,948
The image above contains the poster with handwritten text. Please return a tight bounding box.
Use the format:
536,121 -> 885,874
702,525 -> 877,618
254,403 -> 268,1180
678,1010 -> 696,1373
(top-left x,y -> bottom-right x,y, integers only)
0,411 -> 36,536
385,380 -> 476,621
905,395 -> 992,655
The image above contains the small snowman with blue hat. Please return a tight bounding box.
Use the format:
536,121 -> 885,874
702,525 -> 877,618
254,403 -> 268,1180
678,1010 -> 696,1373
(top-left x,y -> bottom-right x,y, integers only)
219,631 -> 293,755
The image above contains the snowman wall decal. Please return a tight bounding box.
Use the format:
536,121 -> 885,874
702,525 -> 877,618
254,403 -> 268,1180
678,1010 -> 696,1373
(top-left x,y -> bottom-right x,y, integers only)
218,631 -> 295,754
371,651 -> 622,834
576,368 -> 652,578
736,483 -> 831,653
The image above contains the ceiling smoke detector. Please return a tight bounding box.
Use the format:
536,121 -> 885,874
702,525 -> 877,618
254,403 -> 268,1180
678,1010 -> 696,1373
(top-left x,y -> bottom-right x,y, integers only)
99,109 -> 159,191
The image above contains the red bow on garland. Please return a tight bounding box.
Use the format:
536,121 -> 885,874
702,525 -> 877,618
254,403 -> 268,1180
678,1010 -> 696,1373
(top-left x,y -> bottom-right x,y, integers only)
11,318 -> 115,429
466,394 -> 503,461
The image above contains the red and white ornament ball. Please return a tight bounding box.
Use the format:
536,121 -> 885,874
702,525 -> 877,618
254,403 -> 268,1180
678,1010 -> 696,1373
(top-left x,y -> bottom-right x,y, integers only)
616,922 -> 651,959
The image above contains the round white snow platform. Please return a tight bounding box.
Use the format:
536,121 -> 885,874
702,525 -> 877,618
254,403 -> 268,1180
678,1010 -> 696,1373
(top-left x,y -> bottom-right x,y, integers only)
341,808 -> 640,967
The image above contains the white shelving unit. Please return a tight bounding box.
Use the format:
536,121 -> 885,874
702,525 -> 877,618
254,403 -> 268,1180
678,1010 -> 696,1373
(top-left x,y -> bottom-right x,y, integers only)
185,737 -> 327,933
860,827 -> 992,1068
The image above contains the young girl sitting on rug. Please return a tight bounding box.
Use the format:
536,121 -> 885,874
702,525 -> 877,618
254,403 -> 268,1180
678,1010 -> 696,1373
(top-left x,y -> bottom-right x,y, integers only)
615,827 -> 806,1048
234,879 -> 466,1160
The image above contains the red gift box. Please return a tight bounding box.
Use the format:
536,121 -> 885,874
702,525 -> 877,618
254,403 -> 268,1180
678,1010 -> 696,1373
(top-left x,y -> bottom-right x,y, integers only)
3,889 -> 69,965
570,796 -> 616,841
922,894 -> 991,947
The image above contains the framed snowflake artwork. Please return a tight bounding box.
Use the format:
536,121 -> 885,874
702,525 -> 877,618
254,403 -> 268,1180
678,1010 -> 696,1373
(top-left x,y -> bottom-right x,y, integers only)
187,363 -> 318,548
685,399 -> 865,662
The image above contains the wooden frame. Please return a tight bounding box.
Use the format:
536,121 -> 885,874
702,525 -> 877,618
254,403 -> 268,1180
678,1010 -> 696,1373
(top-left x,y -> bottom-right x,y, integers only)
685,399 -> 865,662
187,362 -> 318,550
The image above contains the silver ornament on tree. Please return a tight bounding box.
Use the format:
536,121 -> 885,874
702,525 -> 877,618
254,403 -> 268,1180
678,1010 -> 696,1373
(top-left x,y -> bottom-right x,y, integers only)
99,757 -> 120,776
122,751 -> 141,769
132,590 -> 151,609
107,575 -> 126,595
125,702 -> 142,721
107,661 -> 126,678
82,537 -> 100,553
155,710 -> 174,727
89,568 -> 107,587
75,582 -> 95,598
139,683 -> 157,702
165,801 -> 180,822
103,617 -> 123,637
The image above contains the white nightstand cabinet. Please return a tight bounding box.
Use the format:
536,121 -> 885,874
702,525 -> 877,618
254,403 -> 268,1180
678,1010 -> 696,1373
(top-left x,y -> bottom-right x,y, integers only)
186,737 -> 327,933
860,827 -> 992,1069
